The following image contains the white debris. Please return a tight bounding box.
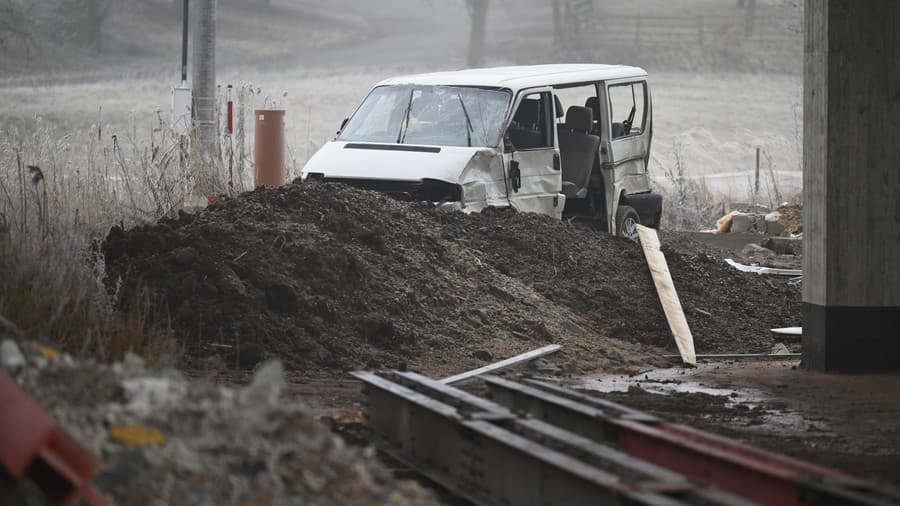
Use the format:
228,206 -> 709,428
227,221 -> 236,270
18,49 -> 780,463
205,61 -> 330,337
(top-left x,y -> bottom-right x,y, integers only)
238,360 -> 285,408
1,339 -> 26,370
122,376 -> 188,417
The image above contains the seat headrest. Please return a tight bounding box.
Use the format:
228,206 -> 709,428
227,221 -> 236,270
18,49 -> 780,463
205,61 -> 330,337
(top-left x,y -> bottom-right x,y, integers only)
565,106 -> 593,133
514,99 -> 542,124
585,96 -> 601,117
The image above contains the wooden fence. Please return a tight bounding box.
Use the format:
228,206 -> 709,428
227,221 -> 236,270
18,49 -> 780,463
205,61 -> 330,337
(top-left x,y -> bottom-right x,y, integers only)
564,12 -> 801,50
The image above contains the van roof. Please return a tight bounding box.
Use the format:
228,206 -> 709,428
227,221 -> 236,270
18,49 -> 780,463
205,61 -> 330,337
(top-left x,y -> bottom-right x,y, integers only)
377,64 -> 648,91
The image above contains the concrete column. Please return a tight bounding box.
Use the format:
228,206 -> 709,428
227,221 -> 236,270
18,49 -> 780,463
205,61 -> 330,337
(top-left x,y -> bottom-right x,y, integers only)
803,0 -> 900,372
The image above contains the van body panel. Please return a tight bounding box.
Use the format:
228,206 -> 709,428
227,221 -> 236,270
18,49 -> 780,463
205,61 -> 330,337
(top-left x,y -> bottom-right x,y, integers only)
504,87 -> 564,218
304,141 -> 481,183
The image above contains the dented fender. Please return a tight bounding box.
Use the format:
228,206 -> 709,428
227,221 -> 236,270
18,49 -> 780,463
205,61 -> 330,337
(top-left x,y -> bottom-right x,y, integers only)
458,148 -> 510,213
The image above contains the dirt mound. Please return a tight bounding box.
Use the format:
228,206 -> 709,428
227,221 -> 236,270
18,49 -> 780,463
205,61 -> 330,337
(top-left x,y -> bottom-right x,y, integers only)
103,183 -> 799,376
774,203 -> 803,234
103,183 -> 655,377
425,209 -> 800,355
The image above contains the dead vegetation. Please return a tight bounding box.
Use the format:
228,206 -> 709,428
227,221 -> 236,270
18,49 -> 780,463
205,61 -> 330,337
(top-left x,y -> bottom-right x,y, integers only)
0,123 -> 198,363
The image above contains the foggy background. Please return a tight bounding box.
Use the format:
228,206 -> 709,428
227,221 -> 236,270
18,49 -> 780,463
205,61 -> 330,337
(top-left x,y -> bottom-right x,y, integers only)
0,0 -> 803,202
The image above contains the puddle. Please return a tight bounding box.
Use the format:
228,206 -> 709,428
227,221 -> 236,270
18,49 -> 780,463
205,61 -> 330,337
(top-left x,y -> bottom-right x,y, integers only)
577,362 -> 766,405
576,362 -> 830,434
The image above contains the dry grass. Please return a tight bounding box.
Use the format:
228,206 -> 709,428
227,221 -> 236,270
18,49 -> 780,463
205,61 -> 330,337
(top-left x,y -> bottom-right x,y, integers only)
0,84 -> 266,362
0,126 -> 179,363
0,89 -> 258,362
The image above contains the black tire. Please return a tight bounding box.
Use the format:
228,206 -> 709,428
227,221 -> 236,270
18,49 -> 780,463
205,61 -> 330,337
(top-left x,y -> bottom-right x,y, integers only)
615,205 -> 640,242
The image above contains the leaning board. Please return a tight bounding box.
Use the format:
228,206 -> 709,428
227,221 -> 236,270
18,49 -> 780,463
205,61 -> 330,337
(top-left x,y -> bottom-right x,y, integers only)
636,225 -> 697,366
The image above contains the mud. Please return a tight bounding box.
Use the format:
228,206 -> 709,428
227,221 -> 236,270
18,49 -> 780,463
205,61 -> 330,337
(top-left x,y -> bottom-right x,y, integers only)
584,361 -> 900,488
104,182 -> 799,376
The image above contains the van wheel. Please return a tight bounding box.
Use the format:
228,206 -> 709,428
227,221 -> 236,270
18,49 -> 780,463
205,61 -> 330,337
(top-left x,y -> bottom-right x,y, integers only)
615,205 -> 640,242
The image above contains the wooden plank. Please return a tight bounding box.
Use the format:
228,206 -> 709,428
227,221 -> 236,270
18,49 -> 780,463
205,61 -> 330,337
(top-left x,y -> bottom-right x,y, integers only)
440,345 -> 561,385
636,225 -> 696,366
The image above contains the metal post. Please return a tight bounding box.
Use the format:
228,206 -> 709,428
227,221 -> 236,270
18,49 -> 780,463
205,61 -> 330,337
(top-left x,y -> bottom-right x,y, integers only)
754,146 -> 761,199
191,0 -> 216,158
181,0 -> 189,84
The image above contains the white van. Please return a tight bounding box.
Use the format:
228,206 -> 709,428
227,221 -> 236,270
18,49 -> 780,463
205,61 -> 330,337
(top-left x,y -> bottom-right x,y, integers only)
301,64 -> 661,239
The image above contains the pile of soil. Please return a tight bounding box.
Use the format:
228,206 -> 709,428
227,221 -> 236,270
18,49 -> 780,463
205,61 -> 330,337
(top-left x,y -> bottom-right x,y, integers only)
103,182 -> 799,376
774,203 -> 803,234
427,208 -> 800,355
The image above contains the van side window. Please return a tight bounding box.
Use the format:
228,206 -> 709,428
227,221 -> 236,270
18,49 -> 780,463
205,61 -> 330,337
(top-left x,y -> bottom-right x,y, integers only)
507,92 -> 553,150
553,84 -> 600,134
608,82 -> 647,139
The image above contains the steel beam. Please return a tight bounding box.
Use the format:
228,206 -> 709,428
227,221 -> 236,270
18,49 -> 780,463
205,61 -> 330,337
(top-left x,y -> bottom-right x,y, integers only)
483,375 -> 900,506
355,372 -> 752,506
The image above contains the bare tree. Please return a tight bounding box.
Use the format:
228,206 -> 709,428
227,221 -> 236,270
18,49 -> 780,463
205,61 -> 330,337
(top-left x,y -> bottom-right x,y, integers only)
466,0 -> 489,67
744,0 -> 757,37
551,0 -> 563,48
0,0 -> 29,48
59,0 -> 112,53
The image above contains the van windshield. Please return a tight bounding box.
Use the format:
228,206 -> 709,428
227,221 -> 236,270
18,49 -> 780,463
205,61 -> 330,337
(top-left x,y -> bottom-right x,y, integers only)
338,85 -> 511,148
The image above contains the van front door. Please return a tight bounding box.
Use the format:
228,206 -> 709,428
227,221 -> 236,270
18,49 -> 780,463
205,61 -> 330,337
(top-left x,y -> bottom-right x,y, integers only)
502,89 -> 563,218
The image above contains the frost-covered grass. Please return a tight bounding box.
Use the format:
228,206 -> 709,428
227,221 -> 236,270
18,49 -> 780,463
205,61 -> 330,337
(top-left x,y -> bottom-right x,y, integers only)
0,123 -> 202,363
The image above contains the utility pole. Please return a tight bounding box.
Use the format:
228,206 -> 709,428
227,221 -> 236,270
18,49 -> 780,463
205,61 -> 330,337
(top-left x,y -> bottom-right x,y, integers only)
551,0 -> 563,48
192,0 -> 216,158
466,0 -> 489,67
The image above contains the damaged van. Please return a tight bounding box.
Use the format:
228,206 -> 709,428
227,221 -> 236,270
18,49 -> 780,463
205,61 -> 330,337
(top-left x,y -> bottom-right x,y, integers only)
301,64 -> 661,239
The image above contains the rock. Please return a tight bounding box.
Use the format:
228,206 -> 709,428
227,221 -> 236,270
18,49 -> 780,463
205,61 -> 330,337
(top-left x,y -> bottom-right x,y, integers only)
771,343 -> 791,355
1,339 -> 25,370
765,220 -> 786,236
730,214 -> 752,233
473,350 -> 493,362
529,357 -> 561,372
239,360 -> 285,407
470,308 -> 490,323
762,237 -> 802,256
741,243 -> 776,258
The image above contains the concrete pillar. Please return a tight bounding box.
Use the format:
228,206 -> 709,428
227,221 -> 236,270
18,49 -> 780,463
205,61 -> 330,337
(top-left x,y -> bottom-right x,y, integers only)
802,0 -> 900,372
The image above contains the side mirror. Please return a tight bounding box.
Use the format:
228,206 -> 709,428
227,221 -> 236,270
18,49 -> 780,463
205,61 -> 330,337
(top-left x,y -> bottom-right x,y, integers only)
503,135 -> 515,153
337,117 -> 349,135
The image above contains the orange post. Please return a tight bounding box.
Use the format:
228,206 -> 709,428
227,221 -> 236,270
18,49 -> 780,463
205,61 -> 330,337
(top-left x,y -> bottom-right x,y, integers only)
254,109 -> 286,188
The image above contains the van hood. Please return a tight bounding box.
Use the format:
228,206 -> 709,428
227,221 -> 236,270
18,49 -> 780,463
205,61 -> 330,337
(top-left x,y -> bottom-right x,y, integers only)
301,141 -> 485,183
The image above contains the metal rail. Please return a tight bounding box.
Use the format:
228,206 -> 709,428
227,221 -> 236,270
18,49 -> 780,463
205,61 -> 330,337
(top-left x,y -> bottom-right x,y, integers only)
354,371 -> 900,506
357,371 -> 756,506
487,376 -> 900,506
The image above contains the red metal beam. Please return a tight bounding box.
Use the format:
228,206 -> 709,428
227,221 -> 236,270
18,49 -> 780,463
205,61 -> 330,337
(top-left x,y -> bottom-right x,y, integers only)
0,372 -> 108,506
